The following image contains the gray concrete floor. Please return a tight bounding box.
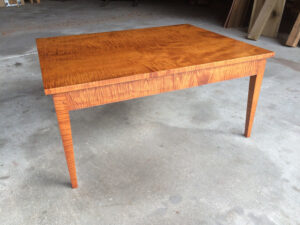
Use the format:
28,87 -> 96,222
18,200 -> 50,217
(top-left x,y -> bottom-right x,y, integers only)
0,0 -> 300,224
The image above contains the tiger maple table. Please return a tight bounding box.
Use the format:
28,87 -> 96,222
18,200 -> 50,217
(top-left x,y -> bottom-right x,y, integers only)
36,24 -> 274,188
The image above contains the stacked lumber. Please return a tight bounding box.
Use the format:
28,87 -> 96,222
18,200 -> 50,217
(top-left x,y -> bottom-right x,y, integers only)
225,0 -> 287,41
248,0 -> 286,40
225,0 -> 299,47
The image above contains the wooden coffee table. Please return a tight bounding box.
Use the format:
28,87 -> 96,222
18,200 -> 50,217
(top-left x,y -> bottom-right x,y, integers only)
36,24 -> 274,188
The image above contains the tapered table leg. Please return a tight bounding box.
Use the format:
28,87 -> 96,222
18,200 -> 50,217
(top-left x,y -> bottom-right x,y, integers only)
244,60 -> 266,137
53,94 -> 78,188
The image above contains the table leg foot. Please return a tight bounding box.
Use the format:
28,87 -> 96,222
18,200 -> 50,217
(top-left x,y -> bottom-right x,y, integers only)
53,94 -> 78,188
244,60 -> 266,138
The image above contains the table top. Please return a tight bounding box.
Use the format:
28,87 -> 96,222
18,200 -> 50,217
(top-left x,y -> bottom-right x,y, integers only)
36,24 -> 274,95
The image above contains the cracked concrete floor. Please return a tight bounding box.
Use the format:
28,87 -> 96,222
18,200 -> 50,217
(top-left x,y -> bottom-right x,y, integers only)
0,0 -> 300,224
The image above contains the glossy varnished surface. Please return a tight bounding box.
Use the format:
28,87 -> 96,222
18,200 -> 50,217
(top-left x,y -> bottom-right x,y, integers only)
65,60 -> 260,111
37,25 -> 273,188
36,24 -> 274,95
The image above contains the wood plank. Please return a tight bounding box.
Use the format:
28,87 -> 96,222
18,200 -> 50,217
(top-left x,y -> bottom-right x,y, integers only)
249,0 -> 264,31
262,0 -> 286,37
248,0 -> 276,40
224,0 -> 237,27
286,12 -> 300,47
249,0 -> 286,38
36,24 -> 274,95
225,0 -> 251,28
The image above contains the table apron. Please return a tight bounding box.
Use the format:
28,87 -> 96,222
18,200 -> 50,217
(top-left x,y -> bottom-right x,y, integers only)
62,60 -> 263,111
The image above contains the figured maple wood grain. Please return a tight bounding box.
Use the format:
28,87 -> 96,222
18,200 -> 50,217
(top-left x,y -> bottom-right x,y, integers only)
37,25 -> 274,188
65,60 -> 260,111
244,60 -> 266,137
36,24 -> 274,95
53,94 -> 78,188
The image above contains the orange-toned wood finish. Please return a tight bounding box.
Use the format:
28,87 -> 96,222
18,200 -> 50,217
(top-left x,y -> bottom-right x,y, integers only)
244,60 -> 266,137
53,94 -> 78,188
36,24 -> 274,188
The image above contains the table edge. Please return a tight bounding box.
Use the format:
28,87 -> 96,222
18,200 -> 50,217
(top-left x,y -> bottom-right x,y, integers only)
44,53 -> 274,95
